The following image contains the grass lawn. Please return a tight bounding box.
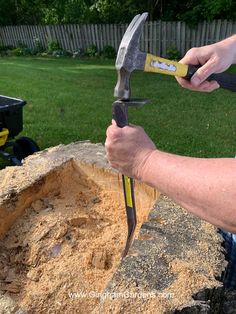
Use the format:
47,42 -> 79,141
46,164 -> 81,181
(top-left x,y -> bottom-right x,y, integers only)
0,56 -> 235,168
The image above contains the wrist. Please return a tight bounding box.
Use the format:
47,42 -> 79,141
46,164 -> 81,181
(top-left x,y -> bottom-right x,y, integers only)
220,35 -> 236,64
138,149 -> 160,185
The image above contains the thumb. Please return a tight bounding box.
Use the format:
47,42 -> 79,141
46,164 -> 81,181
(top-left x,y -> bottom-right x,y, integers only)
111,119 -> 117,126
191,58 -> 218,87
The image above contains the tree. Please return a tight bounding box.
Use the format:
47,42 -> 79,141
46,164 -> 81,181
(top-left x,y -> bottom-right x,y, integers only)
0,0 -> 18,25
42,0 -> 90,24
0,0 -> 235,25
177,0 -> 236,25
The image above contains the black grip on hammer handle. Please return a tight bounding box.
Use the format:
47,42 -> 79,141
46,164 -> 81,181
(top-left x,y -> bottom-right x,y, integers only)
185,64 -> 236,92
112,102 -> 128,128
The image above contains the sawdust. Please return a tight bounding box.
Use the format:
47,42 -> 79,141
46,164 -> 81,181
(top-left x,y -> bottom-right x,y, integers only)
0,168 -> 135,313
92,195 -> 223,314
165,258 -> 218,307
0,142 -> 224,313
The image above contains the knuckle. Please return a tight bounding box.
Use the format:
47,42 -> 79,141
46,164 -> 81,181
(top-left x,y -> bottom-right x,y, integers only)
187,47 -> 198,56
107,126 -> 121,139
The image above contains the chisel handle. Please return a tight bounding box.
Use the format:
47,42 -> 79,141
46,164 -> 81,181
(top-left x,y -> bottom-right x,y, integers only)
112,100 -> 137,258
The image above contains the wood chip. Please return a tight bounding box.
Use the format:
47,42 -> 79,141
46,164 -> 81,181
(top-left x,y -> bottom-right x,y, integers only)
91,250 -> 107,270
4,281 -> 21,293
32,227 -> 50,243
69,217 -> 88,227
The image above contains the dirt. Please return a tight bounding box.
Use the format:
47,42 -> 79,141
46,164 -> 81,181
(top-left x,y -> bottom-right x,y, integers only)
0,170 -> 135,313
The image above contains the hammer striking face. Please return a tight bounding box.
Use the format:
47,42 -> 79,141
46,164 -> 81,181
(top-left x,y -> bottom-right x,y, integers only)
115,12 -> 236,99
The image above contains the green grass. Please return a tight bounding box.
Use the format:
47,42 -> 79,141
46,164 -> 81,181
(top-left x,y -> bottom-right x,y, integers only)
0,56 -> 235,168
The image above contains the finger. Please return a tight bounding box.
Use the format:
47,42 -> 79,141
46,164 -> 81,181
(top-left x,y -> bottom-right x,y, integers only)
176,77 -> 219,92
176,77 -> 194,89
201,80 -> 220,92
189,80 -> 219,92
106,124 -> 121,138
179,47 -> 201,65
111,119 -> 117,126
191,57 -> 219,86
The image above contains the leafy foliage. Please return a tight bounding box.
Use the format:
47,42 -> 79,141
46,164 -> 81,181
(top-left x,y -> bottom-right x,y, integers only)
0,0 -> 235,25
85,44 -> 98,57
166,47 -> 181,61
47,40 -> 61,54
101,45 -> 116,59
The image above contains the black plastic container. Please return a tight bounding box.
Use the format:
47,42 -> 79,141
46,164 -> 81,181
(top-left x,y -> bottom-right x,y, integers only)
0,96 -> 26,138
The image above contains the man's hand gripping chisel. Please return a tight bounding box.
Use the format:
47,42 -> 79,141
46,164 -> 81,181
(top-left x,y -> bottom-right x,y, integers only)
112,99 -> 148,258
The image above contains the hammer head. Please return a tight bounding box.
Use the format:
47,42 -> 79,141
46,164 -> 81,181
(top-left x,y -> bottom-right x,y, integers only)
114,13 -> 148,99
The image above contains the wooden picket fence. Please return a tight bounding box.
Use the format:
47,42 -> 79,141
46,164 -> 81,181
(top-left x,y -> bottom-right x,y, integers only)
0,20 -> 235,57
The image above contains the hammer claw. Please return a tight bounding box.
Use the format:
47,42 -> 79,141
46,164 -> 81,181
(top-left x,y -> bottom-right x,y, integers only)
121,13 -> 148,45
122,14 -> 141,41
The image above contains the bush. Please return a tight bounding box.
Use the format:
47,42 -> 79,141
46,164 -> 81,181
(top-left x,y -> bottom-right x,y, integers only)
85,44 -> 98,57
11,46 -> 32,56
12,41 -> 32,56
166,47 -> 181,61
47,40 -> 61,54
101,45 -> 116,59
72,48 -> 84,58
50,49 -> 71,57
0,45 -> 13,52
0,45 -> 14,56
11,48 -> 24,56
33,37 -> 44,54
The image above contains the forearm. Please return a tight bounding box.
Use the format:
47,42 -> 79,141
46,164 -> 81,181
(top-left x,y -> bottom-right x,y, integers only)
218,34 -> 236,64
142,150 -> 236,232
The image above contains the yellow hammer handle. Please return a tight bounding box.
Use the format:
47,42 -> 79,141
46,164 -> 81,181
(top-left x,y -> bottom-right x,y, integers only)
144,54 -> 188,77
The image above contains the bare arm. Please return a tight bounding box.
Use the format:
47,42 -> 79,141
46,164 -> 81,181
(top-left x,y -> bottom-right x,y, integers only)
105,122 -> 236,233
142,150 -> 236,233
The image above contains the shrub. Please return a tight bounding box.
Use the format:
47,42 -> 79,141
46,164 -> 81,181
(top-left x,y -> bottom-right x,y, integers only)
0,45 -> 14,56
12,41 -> 32,56
72,48 -> 84,58
47,40 -> 61,54
101,45 -> 116,59
11,48 -> 24,56
52,50 -> 71,57
40,52 -> 49,57
0,45 -> 13,52
166,47 -> 181,61
85,44 -> 98,57
33,37 -> 44,54
11,46 -> 32,56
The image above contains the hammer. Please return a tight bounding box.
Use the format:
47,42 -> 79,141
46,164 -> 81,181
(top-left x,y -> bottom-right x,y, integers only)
115,12 -> 236,100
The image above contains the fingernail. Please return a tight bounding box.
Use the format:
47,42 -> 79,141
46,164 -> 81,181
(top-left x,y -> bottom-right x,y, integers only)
191,76 -> 200,86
